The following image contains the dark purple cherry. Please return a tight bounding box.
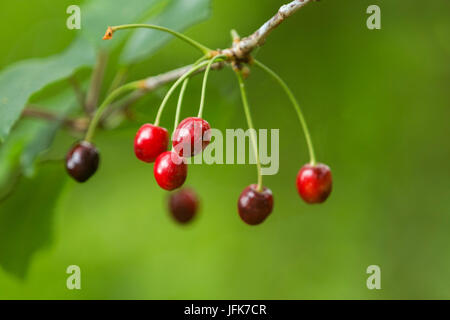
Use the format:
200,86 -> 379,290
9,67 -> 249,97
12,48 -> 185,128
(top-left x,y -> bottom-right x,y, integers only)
65,141 -> 100,183
296,163 -> 332,204
172,117 -> 211,157
168,188 -> 199,224
154,151 -> 187,191
238,184 -> 274,225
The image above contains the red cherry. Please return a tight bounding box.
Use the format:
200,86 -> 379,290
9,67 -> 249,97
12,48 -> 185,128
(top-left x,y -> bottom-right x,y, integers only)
154,151 -> 187,191
296,163 -> 332,204
238,184 -> 274,225
65,141 -> 100,183
134,124 -> 169,163
172,117 -> 211,157
168,188 -> 199,224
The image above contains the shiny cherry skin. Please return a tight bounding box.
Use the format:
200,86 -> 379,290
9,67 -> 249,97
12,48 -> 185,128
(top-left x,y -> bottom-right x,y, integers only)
238,184 -> 274,225
172,117 -> 211,157
154,151 -> 187,191
65,141 -> 100,183
134,124 -> 169,163
168,188 -> 199,224
296,163 -> 332,204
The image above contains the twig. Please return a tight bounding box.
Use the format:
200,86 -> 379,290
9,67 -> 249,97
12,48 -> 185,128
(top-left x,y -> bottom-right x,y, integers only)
223,0 -> 314,59
85,50 -> 108,114
68,76 -> 86,109
101,61 -> 225,121
98,0 -> 312,123
21,107 -> 88,132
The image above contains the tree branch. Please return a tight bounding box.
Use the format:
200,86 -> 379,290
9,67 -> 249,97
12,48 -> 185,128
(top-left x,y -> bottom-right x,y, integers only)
98,0 -> 312,122
102,61 -> 225,119
85,50 -> 108,114
21,107 -> 88,132
223,0 -> 314,59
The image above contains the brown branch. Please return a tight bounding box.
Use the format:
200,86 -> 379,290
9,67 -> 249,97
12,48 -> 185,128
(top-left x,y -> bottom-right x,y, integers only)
98,0 -> 312,122
102,61 -> 225,120
68,76 -> 86,109
21,107 -> 88,132
223,0 -> 314,59
85,50 -> 108,114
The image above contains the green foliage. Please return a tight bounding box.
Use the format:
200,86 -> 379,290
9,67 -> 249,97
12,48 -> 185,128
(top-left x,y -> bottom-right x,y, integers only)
0,0 -> 449,299
0,0 -> 212,278
121,0 -> 212,63
0,163 -> 67,278
0,39 -> 95,141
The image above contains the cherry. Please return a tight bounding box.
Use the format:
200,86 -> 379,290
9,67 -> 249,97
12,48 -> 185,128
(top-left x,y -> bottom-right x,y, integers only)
238,184 -> 274,225
154,151 -> 187,191
65,141 -> 100,183
296,163 -> 332,204
168,188 -> 199,224
172,117 -> 211,157
134,124 -> 169,163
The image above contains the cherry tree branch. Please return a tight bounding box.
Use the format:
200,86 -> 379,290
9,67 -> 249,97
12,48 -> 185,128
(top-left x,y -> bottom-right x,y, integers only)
223,0 -> 314,59
22,107 -> 88,132
85,51 -> 108,114
101,61 -> 225,120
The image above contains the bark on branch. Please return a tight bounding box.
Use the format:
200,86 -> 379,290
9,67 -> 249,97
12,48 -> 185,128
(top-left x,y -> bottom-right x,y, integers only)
223,0 -> 314,59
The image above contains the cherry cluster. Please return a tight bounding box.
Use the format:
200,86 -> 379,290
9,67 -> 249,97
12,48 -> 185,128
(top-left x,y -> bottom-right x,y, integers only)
65,118 -> 332,226
64,22 -> 333,227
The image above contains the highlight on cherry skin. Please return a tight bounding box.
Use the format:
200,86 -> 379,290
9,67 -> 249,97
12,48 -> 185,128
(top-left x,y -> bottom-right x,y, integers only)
172,117 -> 211,157
154,151 -> 188,191
65,141 -> 100,183
238,184 -> 274,226
168,188 -> 199,224
296,163 -> 332,204
134,123 -> 169,163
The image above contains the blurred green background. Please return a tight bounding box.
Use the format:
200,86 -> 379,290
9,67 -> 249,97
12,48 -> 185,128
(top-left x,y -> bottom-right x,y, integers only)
0,0 -> 449,299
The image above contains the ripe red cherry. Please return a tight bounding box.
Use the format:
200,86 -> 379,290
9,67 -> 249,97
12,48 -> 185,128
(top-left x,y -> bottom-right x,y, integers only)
238,184 -> 274,225
154,151 -> 187,191
134,124 -> 169,163
168,188 -> 199,224
65,141 -> 100,183
172,117 -> 211,157
296,163 -> 332,204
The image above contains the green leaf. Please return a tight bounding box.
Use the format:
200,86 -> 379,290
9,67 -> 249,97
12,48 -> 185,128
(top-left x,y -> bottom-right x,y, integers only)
0,86 -> 77,193
0,163 -> 67,278
121,0 -> 212,63
80,0 -> 168,50
0,38 -> 95,141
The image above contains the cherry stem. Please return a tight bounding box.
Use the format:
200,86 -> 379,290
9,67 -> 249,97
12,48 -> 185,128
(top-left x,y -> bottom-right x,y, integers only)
197,54 -> 227,118
85,81 -> 141,142
254,59 -> 316,165
109,24 -> 211,55
174,79 -> 189,130
154,60 -> 210,127
235,71 -> 263,192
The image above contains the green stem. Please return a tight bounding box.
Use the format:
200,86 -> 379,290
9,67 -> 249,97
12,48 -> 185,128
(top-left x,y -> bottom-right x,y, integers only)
111,24 -> 211,55
174,79 -> 189,130
197,54 -> 227,118
154,60 -> 210,127
254,59 -> 316,165
235,71 -> 263,191
85,81 -> 141,142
